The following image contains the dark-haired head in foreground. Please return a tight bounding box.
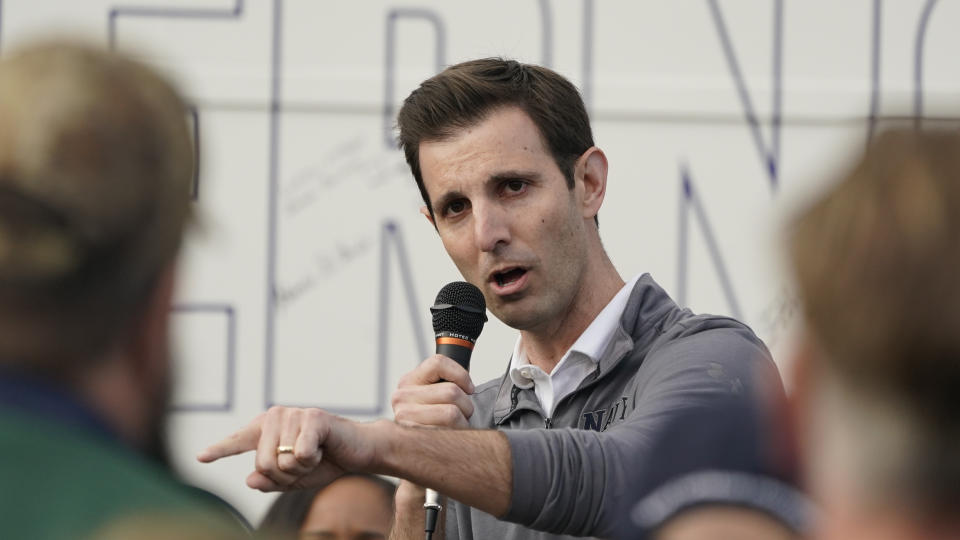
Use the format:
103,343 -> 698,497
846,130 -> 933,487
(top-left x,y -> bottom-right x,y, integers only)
260,474 -> 396,539
617,392 -> 811,540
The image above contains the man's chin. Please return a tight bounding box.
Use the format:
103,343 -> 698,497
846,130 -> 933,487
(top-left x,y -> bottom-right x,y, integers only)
491,305 -> 541,332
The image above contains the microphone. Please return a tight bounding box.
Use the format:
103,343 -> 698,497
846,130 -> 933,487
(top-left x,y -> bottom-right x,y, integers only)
430,281 -> 487,370
424,281 -> 487,539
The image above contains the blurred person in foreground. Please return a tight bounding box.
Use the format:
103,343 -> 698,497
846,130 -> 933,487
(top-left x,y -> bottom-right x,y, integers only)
0,41 -> 246,538
260,474 -> 396,539
788,128 -> 960,540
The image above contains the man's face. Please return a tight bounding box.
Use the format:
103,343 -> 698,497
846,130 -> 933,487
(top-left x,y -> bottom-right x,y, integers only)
418,106 -> 591,331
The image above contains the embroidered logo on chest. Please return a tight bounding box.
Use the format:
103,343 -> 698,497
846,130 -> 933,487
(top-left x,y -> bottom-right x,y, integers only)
581,396 -> 630,432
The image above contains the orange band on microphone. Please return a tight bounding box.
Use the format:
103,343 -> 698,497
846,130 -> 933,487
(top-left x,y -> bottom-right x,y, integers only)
436,336 -> 475,349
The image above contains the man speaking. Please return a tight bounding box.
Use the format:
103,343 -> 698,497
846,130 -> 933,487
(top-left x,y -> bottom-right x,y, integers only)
201,58 -> 786,539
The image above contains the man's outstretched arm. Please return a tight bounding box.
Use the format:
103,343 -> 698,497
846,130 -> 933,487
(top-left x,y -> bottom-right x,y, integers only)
196,407 -> 511,517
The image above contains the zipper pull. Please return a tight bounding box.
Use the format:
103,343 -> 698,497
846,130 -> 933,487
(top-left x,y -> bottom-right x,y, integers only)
509,385 -> 520,412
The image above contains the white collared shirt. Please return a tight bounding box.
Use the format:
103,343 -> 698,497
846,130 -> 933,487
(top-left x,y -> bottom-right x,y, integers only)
508,274 -> 641,418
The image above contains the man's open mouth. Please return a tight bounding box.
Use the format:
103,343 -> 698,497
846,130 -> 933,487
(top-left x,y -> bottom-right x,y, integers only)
494,267 -> 527,287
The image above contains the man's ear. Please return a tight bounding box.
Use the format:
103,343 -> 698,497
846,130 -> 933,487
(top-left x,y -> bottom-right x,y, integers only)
124,261 -> 177,380
420,205 -> 438,231
575,147 -> 608,220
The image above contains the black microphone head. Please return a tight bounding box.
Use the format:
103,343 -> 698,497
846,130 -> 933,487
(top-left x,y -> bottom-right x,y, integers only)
431,281 -> 487,341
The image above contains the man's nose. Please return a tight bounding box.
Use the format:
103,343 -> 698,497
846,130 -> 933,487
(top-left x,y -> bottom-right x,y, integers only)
473,202 -> 510,253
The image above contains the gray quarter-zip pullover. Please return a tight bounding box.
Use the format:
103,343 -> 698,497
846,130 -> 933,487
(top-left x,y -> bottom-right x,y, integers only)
445,274 -> 783,539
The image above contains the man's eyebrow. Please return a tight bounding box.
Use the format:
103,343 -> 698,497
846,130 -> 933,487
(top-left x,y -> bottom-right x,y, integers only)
489,170 -> 541,182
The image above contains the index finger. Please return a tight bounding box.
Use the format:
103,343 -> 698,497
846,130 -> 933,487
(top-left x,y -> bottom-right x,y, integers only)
196,414 -> 264,463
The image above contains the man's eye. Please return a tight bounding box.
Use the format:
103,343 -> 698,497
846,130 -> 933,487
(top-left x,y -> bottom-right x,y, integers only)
505,180 -> 526,193
445,200 -> 467,216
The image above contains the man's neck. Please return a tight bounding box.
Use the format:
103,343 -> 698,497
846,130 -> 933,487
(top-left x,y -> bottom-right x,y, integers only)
78,349 -> 151,450
0,368 -> 119,443
520,258 -> 624,373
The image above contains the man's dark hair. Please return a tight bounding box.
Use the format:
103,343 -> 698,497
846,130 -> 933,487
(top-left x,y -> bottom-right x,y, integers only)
397,58 -> 594,220
259,474 -> 397,534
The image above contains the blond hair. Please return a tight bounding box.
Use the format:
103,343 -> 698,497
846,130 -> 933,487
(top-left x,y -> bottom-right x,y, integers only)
0,42 -> 193,370
790,128 -> 960,513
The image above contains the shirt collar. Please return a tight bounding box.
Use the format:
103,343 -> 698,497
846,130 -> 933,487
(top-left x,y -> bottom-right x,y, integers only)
570,273 -> 642,360
508,273 -> 642,386
0,368 -> 120,444
508,335 -> 535,389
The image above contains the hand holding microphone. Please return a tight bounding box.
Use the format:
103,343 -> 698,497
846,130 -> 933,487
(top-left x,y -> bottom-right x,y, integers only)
391,282 -> 487,429
390,282 -> 487,540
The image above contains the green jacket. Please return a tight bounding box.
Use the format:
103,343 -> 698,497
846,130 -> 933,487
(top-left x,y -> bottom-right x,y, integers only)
0,407 -> 235,539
